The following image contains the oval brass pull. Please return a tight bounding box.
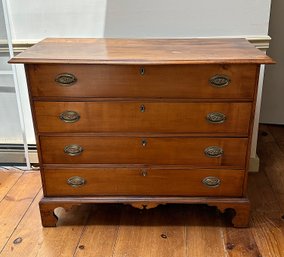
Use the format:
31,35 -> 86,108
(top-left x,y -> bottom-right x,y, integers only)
67,176 -> 86,187
55,73 -> 77,86
204,146 -> 223,158
206,112 -> 226,124
64,144 -> 83,156
59,111 -> 80,123
202,176 -> 221,188
141,169 -> 148,177
140,67 -> 145,75
141,139 -> 147,147
209,75 -> 231,88
140,104 -> 146,112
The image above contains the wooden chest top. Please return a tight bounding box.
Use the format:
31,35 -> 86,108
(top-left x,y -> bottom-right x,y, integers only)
9,38 -> 274,64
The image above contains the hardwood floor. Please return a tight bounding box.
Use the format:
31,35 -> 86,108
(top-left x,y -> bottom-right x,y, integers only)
0,124 -> 284,257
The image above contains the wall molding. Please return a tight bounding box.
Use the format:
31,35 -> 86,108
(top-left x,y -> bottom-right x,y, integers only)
0,40 -> 37,53
0,35 -> 271,53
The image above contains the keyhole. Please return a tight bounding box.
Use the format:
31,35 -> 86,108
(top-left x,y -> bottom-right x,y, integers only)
141,139 -> 147,147
140,67 -> 145,75
140,104 -> 145,112
141,169 -> 148,177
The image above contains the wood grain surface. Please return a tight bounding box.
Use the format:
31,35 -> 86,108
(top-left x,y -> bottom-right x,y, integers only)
34,101 -> 252,134
39,136 -> 248,167
0,172 -> 41,250
43,167 -> 245,197
27,63 -> 257,99
9,38 -> 274,64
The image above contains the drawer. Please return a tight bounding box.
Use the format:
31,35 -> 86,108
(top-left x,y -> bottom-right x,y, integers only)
34,101 -> 252,134
27,64 -> 257,99
43,167 -> 244,197
40,136 -> 248,168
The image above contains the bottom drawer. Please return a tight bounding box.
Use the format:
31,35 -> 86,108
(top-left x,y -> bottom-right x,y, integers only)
43,168 -> 244,197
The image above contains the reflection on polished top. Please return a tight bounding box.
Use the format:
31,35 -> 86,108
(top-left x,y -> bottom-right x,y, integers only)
9,38 -> 274,64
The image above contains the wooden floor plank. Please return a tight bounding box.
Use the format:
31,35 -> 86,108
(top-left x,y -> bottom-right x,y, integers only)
0,170 -> 23,202
0,190 -> 91,257
250,125 -> 284,257
248,172 -> 284,257
185,205 -> 228,257
0,172 -> 41,251
259,125 -> 284,210
1,167 -> 26,172
221,125 -> 284,257
112,204 -> 186,257
250,214 -> 284,257
259,125 -> 284,237
266,125 -> 284,154
224,224 -> 261,257
73,204 -> 121,257
220,185 -> 261,256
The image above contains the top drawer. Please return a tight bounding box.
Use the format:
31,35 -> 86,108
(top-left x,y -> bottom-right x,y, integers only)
26,64 -> 258,99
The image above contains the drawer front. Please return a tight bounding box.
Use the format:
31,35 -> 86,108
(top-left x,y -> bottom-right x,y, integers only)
43,168 -> 244,197
27,64 -> 257,99
34,102 -> 252,134
40,136 -> 248,167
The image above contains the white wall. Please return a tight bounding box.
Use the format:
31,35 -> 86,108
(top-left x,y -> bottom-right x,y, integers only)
8,0 -> 271,40
0,2 -> 23,144
0,2 -> 5,39
260,0 -> 284,124
8,0 -> 107,40
104,0 -> 271,37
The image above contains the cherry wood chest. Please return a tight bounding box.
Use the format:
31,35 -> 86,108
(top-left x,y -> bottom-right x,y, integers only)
10,38 -> 273,227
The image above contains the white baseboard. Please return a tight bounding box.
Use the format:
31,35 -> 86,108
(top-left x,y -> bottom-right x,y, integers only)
249,155 -> 260,173
0,149 -> 38,164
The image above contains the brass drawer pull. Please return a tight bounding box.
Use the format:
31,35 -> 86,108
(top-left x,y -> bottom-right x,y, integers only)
64,144 -> 83,156
209,75 -> 231,88
140,104 -> 146,112
67,176 -> 86,187
55,73 -> 77,86
59,110 -> 80,123
207,112 -> 226,124
141,139 -> 147,147
204,146 -> 224,158
202,176 -> 221,188
141,169 -> 148,177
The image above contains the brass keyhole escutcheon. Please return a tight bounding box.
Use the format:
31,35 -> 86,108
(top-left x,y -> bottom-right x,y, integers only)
141,169 -> 148,177
141,139 -> 147,147
140,104 -> 146,112
140,67 -> 145,75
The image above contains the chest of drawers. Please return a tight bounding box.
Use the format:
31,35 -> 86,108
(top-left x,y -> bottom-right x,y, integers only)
10,38 -> 273,227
